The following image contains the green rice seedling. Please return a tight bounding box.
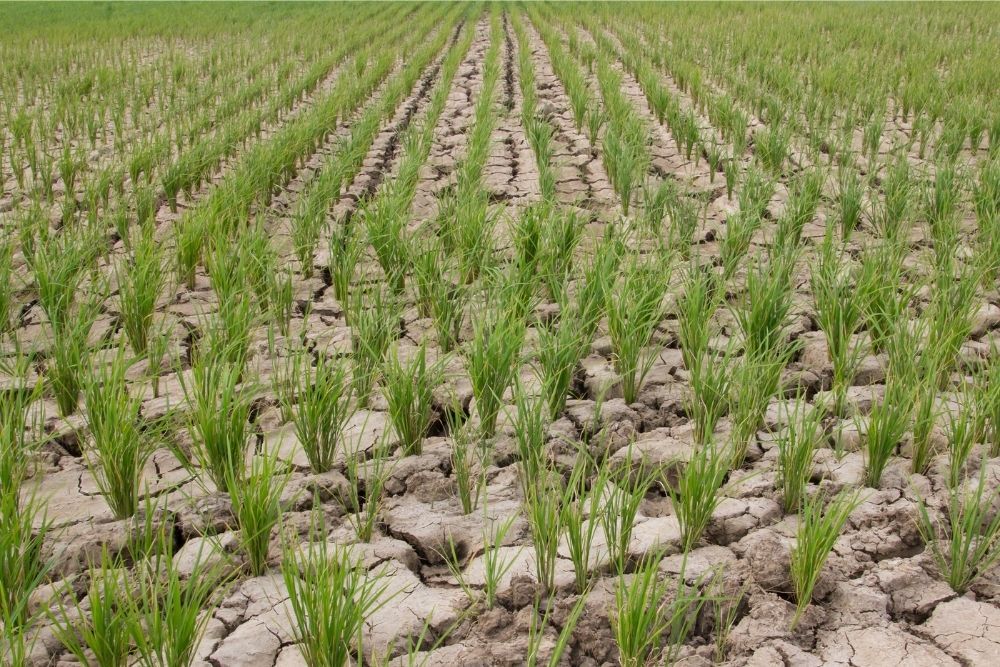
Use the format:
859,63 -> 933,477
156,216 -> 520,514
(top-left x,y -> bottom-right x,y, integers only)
612,552 -> 669,667
540,208 -> 584,301
0,489 -> 51,636
268,266 -> 295,338
863,356 -> 914,487
173,216 -> 203,290
535,298 -> 594,419
443,513 -> 518,610
790,489 -> 863,629
348,286 -> 400,407
428,263 -> 467,354
734,251 -> 796,366
280,348 -> 353,474
667,197 -> 701,259
640,181 -> 679,238
855,241 -> 910,354
282,523 -> 393,667
973,159 -> 1000,283
776,398 -> 824,513
562,448 -> 609,594
687,344 -> 734,446
671,442 -> 729,551
711,576 -> 748,663
179,353 -> 253,493
926,260 -> 980,384
411,236 -> 444,320
146,319 -> 173,400
526,590 -> 588,667
924,162 -> 961,266
729,348 -> 789,467
0,238 -> 13,332
523,465 -> 566,593
917,467 -> 1000,594
341,439 -> 392,542
49,288 -> 103,417
452,191 -> 498,285
740,166 -> 776,221
909,351 -> 943,475
329,222 -> 364,308
82,347 -> 154,519
755,126 -> 789,174
383,343 -> 444,456
292,203 -> 325,279
586,103 -> 607,150
229,447 -> 290,576
513,204 -> 545,291
607,253 -> 671,404
878,157 -> 913,242
127,511 -> 229,667
364,198 -> 410,294
613,553 -> 711,667
117,226 -> 165,356
776,168 -> 825,249
49,548 -> 132,667
601,446 -> 657,574
676,262 -> 720,375
513,387 -> 548,500
719,211 -> 763,281
32,224 -> 96,331
811,235 -> 864,417
0,349 -> 44,502
466,280 -> 529,438
449,409 -> 488,515
981,354 -> 1000,457
946,387 -> 980,489
723,157 -> 738,200
837,167 -> 864,241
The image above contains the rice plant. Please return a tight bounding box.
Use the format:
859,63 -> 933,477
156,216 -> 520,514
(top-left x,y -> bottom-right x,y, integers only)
945,387 -> 980,489
383,343 -> 444,455
348,285 -> 400,407
810,234 -> 864,417
670,442 -> 729,551
729,349 -> 790,468
280,347 -> 354,473
448,408 -> 488,518
612,553 -> 711,667
776,398 -> 823,513
836,167 -> 864,241
443,512 -> 518,610
0,239 -> 14,332
48,549 -> 132,667
790,489 -> 863,628
601,447 -> 657,574
526,591 -> 588,667
734,251 -> 795,366
179,352 -> 253,493
82,346 -> 155,519
535,296 -> 595,419
341,438 -> 392,542
607,253 -> 670,404
116,225 -> 165,356
465,278 -> 529,438
126,510 -> 230,667
562,448 -> 610,594
282,526 -> 393,667
329,222 -> 365,307
917,467 -> 1000,594
229,447 -> 290,576
862,352 -> 915,487
49,288 -> 104,417
523,465 -> 566,593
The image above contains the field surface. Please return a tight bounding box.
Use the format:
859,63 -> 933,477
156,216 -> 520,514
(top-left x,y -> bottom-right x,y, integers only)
2,2 -> 1000,666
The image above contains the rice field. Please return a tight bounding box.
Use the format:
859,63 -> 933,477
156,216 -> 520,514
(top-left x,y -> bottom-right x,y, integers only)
2,2 -> 1000,665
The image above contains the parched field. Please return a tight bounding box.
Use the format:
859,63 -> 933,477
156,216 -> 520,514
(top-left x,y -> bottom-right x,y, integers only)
2,2 -> 1000,666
